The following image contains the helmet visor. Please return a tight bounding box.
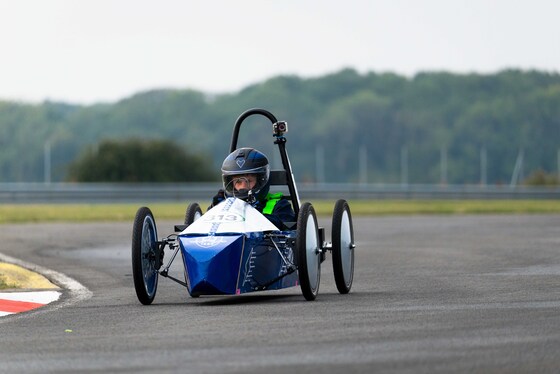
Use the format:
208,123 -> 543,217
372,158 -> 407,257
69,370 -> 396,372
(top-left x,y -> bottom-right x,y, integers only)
222,166 -> 269,200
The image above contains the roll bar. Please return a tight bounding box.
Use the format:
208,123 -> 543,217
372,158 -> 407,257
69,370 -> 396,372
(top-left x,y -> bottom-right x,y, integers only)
229,108 -> 300,215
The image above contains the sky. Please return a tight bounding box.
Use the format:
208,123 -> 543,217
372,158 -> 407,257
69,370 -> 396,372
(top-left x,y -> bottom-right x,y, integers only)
1,0 -> 559,105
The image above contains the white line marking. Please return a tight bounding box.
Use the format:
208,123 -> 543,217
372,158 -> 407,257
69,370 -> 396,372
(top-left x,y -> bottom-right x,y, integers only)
0,291 -> 60,304
0,253 -> 92,319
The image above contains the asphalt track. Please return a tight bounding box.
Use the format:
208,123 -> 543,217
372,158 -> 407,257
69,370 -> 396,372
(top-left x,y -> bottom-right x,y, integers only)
1,215 -> 560,373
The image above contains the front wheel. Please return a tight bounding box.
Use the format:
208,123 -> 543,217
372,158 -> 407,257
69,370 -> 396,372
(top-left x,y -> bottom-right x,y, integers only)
331,199 -> 355,294
132,207 -> 159,305
296,202 -> 321,301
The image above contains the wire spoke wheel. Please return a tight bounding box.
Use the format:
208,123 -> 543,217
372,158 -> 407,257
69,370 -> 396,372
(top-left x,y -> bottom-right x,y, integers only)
132,207 -> 159,305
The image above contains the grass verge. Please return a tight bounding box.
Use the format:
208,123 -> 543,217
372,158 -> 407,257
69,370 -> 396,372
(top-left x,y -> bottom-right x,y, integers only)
0,275 -> 17,290
0,200 -> 560,224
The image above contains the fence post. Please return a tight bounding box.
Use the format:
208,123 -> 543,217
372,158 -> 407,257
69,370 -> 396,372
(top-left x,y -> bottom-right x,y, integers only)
510,149 -> 524,187
44,140 -> 51,184
480,146 -> 487,186
440,146 -> 447,185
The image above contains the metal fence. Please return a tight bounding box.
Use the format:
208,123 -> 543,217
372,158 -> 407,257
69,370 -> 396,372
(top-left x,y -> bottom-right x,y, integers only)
1,183 -> 559,203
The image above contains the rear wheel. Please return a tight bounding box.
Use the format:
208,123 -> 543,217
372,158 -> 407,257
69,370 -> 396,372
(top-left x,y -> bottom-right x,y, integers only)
184,202 -> 203,226
296,202 -> 321,301
183,203 -> 202,297
332,199 -> 354,294
132,207 -> 159,305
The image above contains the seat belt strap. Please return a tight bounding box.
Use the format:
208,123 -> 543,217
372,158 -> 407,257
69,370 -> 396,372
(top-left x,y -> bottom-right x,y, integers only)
263,193 -> 283,214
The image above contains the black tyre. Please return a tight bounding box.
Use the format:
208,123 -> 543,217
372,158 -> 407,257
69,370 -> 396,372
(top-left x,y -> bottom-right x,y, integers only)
296,202 -> 321,301
184,202 -> 203,226
132,207 -> 159,305
332,199 -> 355,294
183,203 -> 202,297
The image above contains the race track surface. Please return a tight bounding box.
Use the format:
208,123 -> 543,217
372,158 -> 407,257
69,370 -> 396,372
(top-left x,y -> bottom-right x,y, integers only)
1,215 -> 559,373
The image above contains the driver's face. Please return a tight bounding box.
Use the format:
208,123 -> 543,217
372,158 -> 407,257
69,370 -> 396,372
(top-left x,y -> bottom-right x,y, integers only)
233,174 -> 257,191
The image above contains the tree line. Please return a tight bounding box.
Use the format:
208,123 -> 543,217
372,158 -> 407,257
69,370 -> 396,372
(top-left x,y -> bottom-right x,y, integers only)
1,68 -> 559,184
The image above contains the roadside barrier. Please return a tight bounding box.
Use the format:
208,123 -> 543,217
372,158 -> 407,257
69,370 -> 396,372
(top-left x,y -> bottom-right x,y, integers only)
1,182 -> 559,203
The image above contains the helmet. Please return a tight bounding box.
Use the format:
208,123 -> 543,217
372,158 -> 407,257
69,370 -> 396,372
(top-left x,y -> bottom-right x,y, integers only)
221,147 -> 270,201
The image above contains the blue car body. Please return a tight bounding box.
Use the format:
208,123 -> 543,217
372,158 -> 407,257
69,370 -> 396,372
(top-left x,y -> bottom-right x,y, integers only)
178,197 -> 298,296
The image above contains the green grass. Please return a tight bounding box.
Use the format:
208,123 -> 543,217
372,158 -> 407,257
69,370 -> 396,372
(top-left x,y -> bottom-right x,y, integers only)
0,200 -> 560,224
0,275 -> 17,290
0,204 -> 186,224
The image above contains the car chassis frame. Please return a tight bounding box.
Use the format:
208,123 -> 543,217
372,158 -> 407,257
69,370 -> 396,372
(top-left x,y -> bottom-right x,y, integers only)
132,108 -> 355,304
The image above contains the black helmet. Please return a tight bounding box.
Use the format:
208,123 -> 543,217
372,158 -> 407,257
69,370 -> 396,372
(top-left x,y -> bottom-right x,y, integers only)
221,147 -> 270,201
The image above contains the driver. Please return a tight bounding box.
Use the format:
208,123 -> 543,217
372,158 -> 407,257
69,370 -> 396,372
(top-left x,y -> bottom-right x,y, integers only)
209,147 -> 295,230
